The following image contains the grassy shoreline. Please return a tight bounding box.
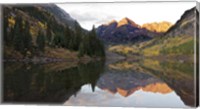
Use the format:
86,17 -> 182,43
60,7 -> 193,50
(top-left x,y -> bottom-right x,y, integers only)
4,46 -> 105,64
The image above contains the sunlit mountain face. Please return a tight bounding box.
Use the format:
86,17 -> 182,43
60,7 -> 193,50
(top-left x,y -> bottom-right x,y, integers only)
96,17 -> 158,44
117,17 -> 140,28
142,21 -> 173,33
96,17 -> 173,44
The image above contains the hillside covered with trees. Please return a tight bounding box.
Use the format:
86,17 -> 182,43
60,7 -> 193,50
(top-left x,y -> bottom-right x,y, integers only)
3,5 -> 105,61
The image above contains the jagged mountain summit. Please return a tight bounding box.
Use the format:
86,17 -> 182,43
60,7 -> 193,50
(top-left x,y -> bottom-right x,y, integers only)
117,17 -> 140,28
96,17 -> 162,44
142,21 -> 172,33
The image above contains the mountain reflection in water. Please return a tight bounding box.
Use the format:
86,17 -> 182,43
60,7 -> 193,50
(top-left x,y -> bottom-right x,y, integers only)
3,58 -> 195,107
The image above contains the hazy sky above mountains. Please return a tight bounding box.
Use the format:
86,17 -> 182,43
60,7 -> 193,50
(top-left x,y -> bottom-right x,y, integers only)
57,2 -> 195,30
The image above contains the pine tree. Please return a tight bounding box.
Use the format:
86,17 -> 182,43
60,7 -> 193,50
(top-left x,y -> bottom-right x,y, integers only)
9,27 -> 15,45
36,31 -> 45,52
78,42 -> 85,57
74,22 -> 82,50
79,25 -> 105,57
23,20 -> 33,53
64,26 -> 71,48
46,22 -> 52,45
3,16 -> 8,44
13,16 -> 24,53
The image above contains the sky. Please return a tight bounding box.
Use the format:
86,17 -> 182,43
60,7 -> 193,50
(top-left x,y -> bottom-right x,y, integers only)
57,2 -> 195,30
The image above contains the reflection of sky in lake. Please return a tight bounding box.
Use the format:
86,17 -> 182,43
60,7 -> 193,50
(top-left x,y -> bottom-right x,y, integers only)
64,84 -> 187,108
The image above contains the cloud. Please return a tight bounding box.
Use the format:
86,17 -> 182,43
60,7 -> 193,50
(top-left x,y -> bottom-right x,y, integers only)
95,15 -> 117,25
69,11 -> 117,29
70,11 -> 98,22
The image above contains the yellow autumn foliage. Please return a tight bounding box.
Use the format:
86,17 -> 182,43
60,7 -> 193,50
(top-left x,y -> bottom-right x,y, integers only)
109,45 -> 139,55
142,45 -> 160,56
38,21 -> 46,29
8,17 -> 15,27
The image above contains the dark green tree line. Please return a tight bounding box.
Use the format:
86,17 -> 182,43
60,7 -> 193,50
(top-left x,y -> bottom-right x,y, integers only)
78,26 -> 105,57
4,13 -> 105,58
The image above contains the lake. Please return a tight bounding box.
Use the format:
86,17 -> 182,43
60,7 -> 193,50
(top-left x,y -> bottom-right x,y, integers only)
3,58 -> 196,107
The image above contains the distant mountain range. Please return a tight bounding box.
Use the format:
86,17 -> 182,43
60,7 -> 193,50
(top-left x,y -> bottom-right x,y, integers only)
96,17 -> 172,44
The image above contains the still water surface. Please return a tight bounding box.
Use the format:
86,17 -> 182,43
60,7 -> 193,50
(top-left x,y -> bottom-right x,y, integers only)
3,59 -> 195,107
